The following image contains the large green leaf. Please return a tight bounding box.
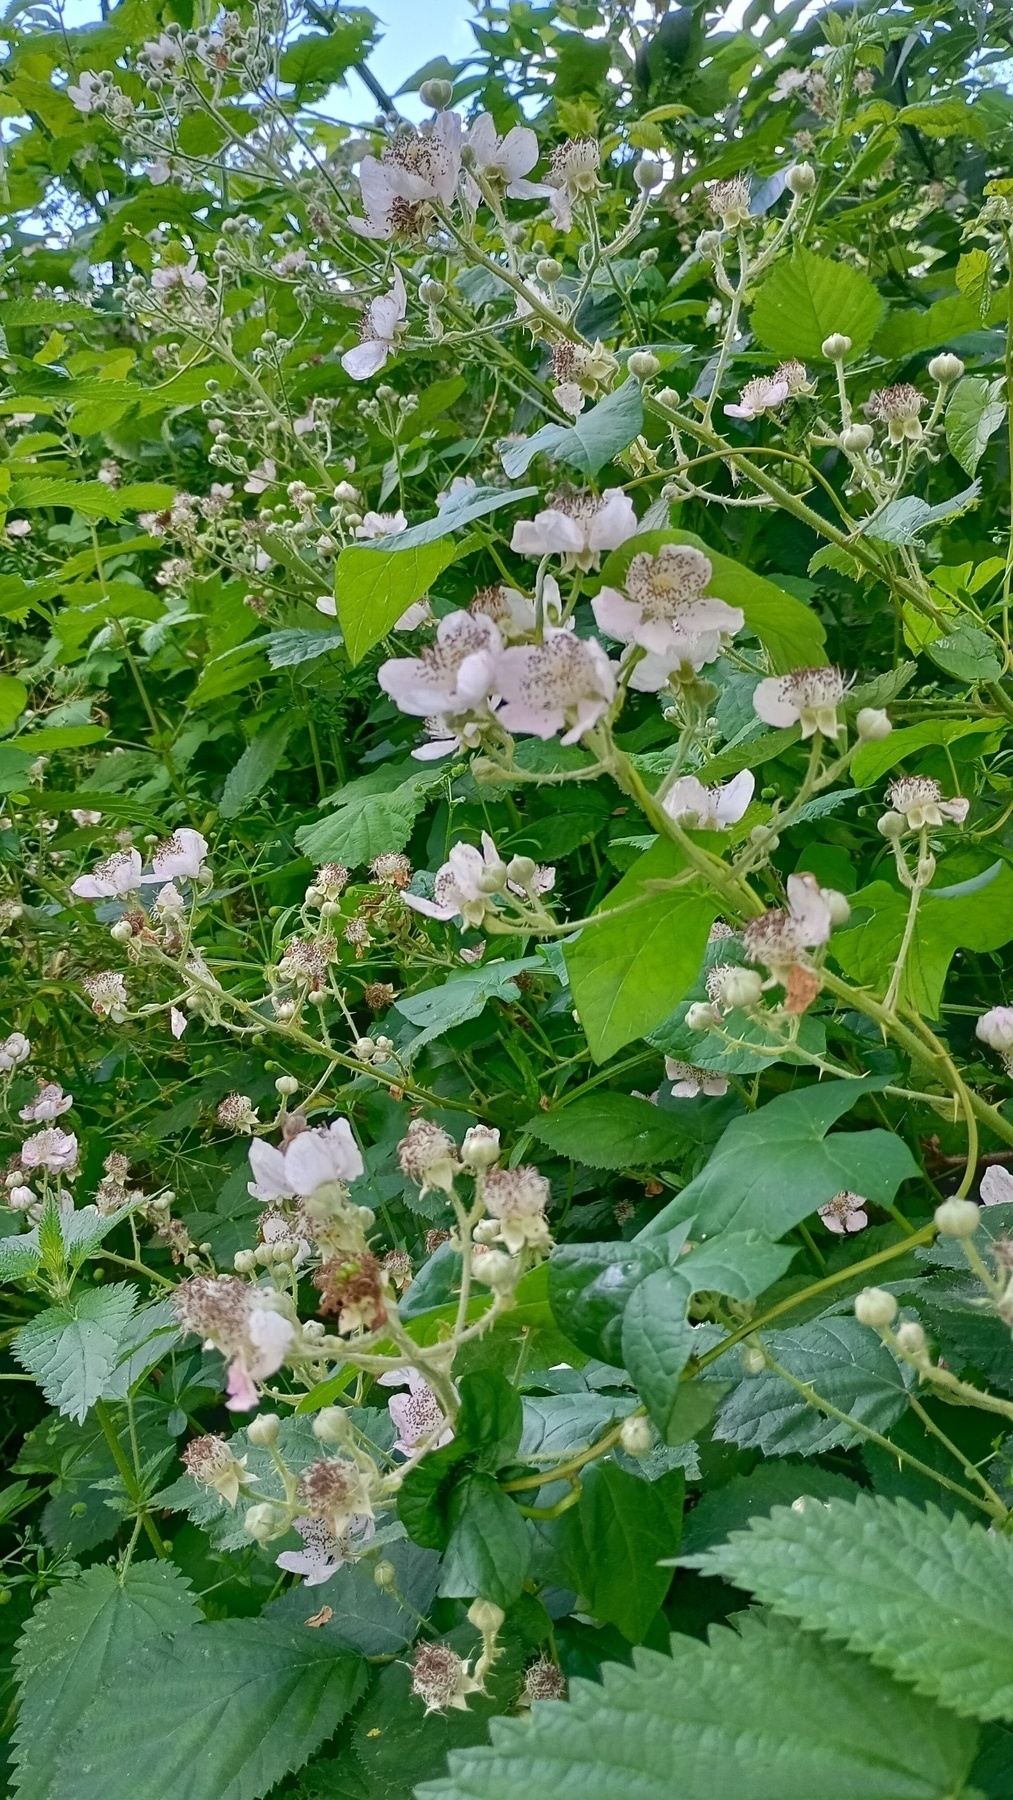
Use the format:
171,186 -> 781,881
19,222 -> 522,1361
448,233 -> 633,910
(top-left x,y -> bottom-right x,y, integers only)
418,1612 -> 979,1800
439,1471 -> 531,1608
13,1285 -> 138,1423
294,769 -> 442,865
500,380 -> 644,479
680,1462 -> 861,1553
833,863 -> 1013,1014
278,11 -> 377,88
750,248 -> 885,362
715,1315 -> 911,1456
13,1562 -> 199,1800
527,1091 -> 698,1171
946,376 -> 1007,477
393,958 -> 544,1054
49,1623 -> 366,1800
548,1239 -> 667,1365
926,621 -> 1002,683
598,530 -> 826,673
218,716 -> 296,819
639,1078 -> 918,1241
685,1495 -> 1013,1723
336,540 -> 458,666
564,838 -> 719,1062
850,715 -> 999,788
564,1461 -> 683,1642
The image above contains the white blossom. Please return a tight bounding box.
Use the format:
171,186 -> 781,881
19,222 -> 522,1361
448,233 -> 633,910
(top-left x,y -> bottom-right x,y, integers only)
0,1033 -> 30,1072
511,487 -> 637,572
752,666 -> 849,739
21,1126 -> 78,1175
19,1083 -> 72,1123
247,1120 -> 364,1202
404,834 -> 507,927
341,270 -> 407,381
496,629 -> 616,744
662,771 -> 754,831
71,848 -> 142,900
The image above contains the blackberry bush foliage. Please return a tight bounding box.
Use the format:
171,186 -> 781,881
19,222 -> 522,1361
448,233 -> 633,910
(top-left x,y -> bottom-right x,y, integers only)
3,1 -> 1013,1796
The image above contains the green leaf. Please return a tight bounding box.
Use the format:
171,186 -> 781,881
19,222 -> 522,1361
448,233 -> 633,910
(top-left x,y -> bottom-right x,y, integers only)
957,248 -> 992,317
874,292 -> 981,359
0,675 -> 28,730
279,12 -> 377,89
621,1268 -> 697,1441
548,1239 -> 667,1365
680,1462 -> 861,1554
49,1622 -> 367,1800
926,621 -> 1002,683
597,529 -> 826,673
218,717 -> 296,819
13,1285 -> 138,1422
348,1612 -> 990,1800
500,380 -> 644,480
393,958 -> 544,1054
750,248 -> 884,362
359,484 -> 539,553
294,772 -> 440,866
861,482 -> 981,545
639,1078 -> 917,1241
715,1315 -> 911,1456
261,628 -> 343,669
398,1372 -> 523,1548
439,1471 -> 531,1608
946,376 -> 1007,477
833,864 -> 1013,1014
685,1495 -> 1013,1722
564,838 -> 719,1062
899,97 -> 987,138
336,540 -> 458,666
13,1562 -> 199,1800
851,715 -> 999,788
527,1091 -> 697,1171
564,1461 -> 683,1641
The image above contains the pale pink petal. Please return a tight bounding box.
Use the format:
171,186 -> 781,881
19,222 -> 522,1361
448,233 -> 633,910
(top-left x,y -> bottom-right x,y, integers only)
248,1138 -> 294,1202
498,125 -> 538,180
341,339 -> 390,380
753,676 -> 798,728
786,872 -> 833,947
714,770 -> 755,825
591,586 -> 641,641
587,489 -> 638,550
170,1006 -> 188,1039
981,1166 -> 1013,1206
226,1358 -> 260,1411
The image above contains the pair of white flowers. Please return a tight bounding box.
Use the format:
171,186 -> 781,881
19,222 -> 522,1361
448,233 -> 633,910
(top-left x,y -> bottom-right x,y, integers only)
70,828 -> 209,900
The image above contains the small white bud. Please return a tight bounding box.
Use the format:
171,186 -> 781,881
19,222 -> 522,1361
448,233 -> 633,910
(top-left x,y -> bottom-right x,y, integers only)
619,1414 -> 655,1457
823,888 -> 851,927
628,350 -> 661,381
841,422 -> 874,453
928,352 -> 964,386
656,385 -> 681,408
854,1286 -> 898,1328
110,919 -> 134,942
685,1001 -> 718,1031
976,1006 -> 1013,1053
473,1248 -> 519,1292
419,276 -> 446,305
313,1405 -> 353,1444
460,1125 -> 501,1171
233,1249 -> 257,1274
353,1037 -> 376,1059
696,230 -> 722,259
741,1343 -> 768,1374
877,810 -> 906,839
821,333 -> 852,360
786,162 -> 816,195
467,1599 -> 505,1635
934,1197 -> 980,1238
634,158 -> 664,192
247,1412 -> 280,1446
894,1320 -> 927,1356
374,1559 -> 397,1589
717,966 -> 764,1010
536,257 -> 563,283
244,1502 -> 283,1542
506,854 -> 537,888
419,78 -> 454,110
275,1075 -> 299,1097
856,707 -> 891,741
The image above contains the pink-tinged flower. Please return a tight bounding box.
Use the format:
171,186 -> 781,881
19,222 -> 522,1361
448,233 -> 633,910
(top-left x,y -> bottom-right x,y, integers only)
379,609 -> 503,718
511,487 -> 637,572
885,776 -> 968,831
662,770 -> 754,831
67,70 -> 105,112
752,666 -> 849,739
71,848 -> 142,900
20,1126 -> 78,1174
0,1033 -> 30,1072
379,1368 -> 454,1456
593,545 -> 743,665
496,629 -> 617,744
544,137 -> 601,230
981,1166 -> 1013,1206
470,582 -> 538,641
405,833 -> 507,927
464,112 -> 547,201
351,112 -> 463,238
19,1083 -> 72,1124
276,1513 -> 375,1586
151,256 -> 207,297
143,829 -> 209,883
174,1274 -> 295,1411
341,270 -> 407,381
247,1118 -> 364,1203
355,510 -> 408,539
742,872 -> 834,1000
411,1641 -> 484,1715
819,1190 -> 869,1234
170,1006 -> 188,1040
977,1008 -> 1013,1054
664,1059 -> 729,1098
226,1306 -> 296,1410
83,971 -> 128,1021
398,1119 -> 460,1195
725,360 -> 813,420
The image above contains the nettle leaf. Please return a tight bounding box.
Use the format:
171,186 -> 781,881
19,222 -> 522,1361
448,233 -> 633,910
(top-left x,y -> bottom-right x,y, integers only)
13,1284 -> 138,1422
564,1461 -> 684,1642
13,1561 -> 199,1800
418,1612 -> 979,1800
598,529 -> 826,673
685,1495 -> 1013,1723
639,1078 -> 917,1242
946,376 -> 1007,477
715,1315 -> 911,1456
833,863 -> 1013,1015
527,1091 -> 696,1171
500,380 -> 644,479
750,248 -> 885,362
218,716 -> 296,819
49,1622 -> 367,1800
564,838 -> 719,1062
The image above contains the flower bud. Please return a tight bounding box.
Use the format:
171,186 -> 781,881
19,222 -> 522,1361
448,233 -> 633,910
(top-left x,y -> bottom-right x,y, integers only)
656,386 -> 681,408
786,162 -> 816,195
460,1124 -> 501,1171
634,159 -> 664,193
419,277 -> 446,305
536,257 -> 563,283
934,1197 -> 980,1238
247,1412 -> 280,1446
468,1598 -> 505,1635
823,888 -> 851,927
741,1343 -> 768,1374
877,810 -> 906,839
110,919 -> 134,943
696,230 -> 722,259
353,1037 -> 376,1060
928,352 -> 964,386
916,854 -> 936,886
419,78 -> 454,110
628,350 -> 661,381
472,1248 -> 519,1293
506,854 -> 537,888
234,1249 -> 257,1274
821,333 -> 852,360
685,1001 -> 717,1031
374,1559 -> 397,1589
856,707 -> 891,741
244,1501 -> 283,1542
717,966 -> 764,1010
313,1405 -> 353,1444
976,1006 -> 1013,1053
275,1074 -> 299,1096
894,1320 -> 927,1356
854,1286 -> 898,1328
841,422 -> 874,453
619,1414 -> 655,1457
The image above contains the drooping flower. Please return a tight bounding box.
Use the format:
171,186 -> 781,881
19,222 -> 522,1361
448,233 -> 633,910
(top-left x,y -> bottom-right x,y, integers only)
174,1275 -> 296,1412
404,834 -> 507,926
275,1513 -> 375,1586
511,487 -> 637,572
71,848 -> 143,900
664,1059 -> 729,1098
549,340 -> 618,416
83,971 -> 129,1021
818,1190 -> 869,1234
351,112 -> 463,238
483,1165 -> 551,1254
378,609 -> 502,720
20,1126 -> 78,1175
379,1368 -> 454,1456
144,829 -> 209,883
593,545 -> 744,665
341,269 -> 407,381
397,1119 -> 460,1194
217,1094 -> 260,1134
410,1641 -> 484,1715
464,113 -> 546,200
496,629 -> 617,744
19,1083 -> 72,1124
67,70 -> 106,113
182,1433 -> 248,1506
864,383 -> 926,444
752,666 -> 849,739
742,872 -> 835,1003
662,770 -> 754,831
884,776 -> 969,831
544,137 -> 602,230
247,1119 -> 364,1203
